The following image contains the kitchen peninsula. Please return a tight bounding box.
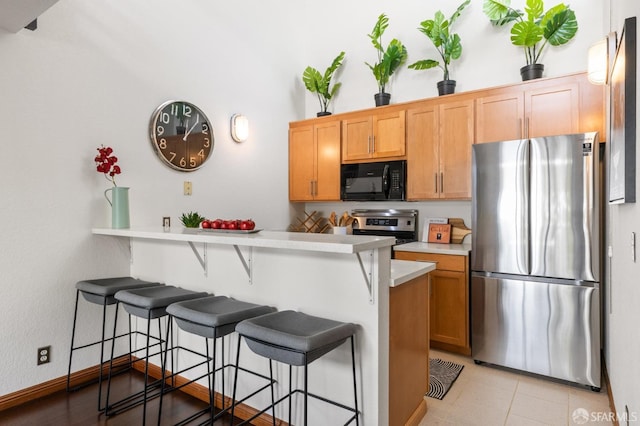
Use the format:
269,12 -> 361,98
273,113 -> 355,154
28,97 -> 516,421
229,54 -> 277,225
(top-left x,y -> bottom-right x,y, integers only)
92,227 -> 435,426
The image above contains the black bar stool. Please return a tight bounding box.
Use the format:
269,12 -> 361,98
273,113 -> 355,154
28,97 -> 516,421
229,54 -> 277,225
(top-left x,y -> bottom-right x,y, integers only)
67,277 -> 163,411
157,295 -> 276,425
231,310 -> 360,425
104,285 -> 208,425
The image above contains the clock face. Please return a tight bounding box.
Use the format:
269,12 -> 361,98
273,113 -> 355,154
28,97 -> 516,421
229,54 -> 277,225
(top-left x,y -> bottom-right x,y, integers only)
149,100 -> 214,171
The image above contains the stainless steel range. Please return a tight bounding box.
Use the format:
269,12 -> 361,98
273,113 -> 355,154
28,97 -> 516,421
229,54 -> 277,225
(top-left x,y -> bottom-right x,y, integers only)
351,209 -> 418,246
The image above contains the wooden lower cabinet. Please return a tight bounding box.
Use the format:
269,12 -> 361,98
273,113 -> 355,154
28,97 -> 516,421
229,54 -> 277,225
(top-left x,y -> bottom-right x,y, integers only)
394,251 -> 470,355
389,273 -> 429,426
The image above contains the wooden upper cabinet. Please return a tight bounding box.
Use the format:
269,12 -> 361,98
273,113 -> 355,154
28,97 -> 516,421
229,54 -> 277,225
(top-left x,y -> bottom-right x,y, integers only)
289,126 -> 315,201
289,120 -> 341,202
439,100 -> 474,199
314,121 -> 341,200
476,73 -> 604,144
525,83 -> 579,138
342,110 -> 405,162
407,104 -> 439,199
475,92 -> 524,143
407,99 -> 473,200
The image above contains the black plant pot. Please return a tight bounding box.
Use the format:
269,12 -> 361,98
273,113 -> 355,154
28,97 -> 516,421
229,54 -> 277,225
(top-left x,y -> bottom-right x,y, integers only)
437,80 -> 456,96
520,63 -> 544,81
317,111 -> 332,117
374,92 -> 391,107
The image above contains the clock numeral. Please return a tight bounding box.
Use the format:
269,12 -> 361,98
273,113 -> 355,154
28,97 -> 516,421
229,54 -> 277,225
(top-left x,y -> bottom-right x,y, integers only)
159,138 -> 167,149
183,105 -> 192,117
203,138 -> 210,148
160,112 -> 170,124
168,152 -> 177,162
202,123 -> 209,134
179,157 -> 187,168
190,157 -> 197,168
156,125 -> 165,136
197,149 -> 204,158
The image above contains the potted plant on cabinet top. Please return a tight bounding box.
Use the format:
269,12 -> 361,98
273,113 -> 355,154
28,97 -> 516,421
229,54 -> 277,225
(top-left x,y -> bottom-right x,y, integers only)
302,51 -> 346,117
408,0 -> 471,96
366,13 -> 408,106
482,0 -> 578,81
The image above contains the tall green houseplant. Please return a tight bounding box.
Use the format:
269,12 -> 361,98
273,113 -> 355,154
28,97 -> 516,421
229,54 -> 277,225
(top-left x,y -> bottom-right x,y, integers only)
366,14 -> 408,106
483,0 -> 578,80
408,0 -> 471,96
302,51 -> 346,117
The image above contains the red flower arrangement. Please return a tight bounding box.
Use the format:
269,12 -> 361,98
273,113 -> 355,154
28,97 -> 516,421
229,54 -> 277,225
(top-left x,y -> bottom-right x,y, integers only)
95,145 -> 121,186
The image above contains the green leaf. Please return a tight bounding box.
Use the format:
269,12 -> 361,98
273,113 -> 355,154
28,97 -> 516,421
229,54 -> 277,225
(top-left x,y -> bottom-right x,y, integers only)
408,59 -> 439,70
490,9 -> 523,26
510,20 -> 543,47
483,0 -> 512,21
449,34 -> 463,60
302,67 -> 323,93
524,0 -> 543,22
544,8 -> 577,46
368,14 -> 389,53
450,0 -> 471,25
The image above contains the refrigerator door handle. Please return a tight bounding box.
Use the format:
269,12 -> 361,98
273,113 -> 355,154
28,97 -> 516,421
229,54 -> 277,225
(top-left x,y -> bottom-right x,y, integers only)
515,140 -> 530,273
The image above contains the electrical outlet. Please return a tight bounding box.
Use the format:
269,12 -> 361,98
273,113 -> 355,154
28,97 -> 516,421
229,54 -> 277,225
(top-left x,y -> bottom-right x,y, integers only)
184,181 -> 192,196
38,346 -> 51,365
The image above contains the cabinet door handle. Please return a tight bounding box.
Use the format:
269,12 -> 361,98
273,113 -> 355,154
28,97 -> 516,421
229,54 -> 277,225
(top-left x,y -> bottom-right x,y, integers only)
525,117 -> 529,139
368,136 -> 372,154
310,180 -> 314,197
435,173 -> 439,193
372,135 -> 376,153
519,118 -> 523,140
440,172 -> 444,193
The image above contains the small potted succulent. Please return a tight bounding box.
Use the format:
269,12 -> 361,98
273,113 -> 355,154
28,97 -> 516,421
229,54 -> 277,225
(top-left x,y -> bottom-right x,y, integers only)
482,0 -> 578,80
408,0 -> 471,96
302,51 -> 346,117
366,14 -> 408,106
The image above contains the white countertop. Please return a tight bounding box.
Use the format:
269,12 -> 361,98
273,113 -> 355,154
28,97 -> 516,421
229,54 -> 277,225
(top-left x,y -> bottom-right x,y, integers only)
92,227 -> 395,254
394,241 -> 472,256
389,260 -> 436,287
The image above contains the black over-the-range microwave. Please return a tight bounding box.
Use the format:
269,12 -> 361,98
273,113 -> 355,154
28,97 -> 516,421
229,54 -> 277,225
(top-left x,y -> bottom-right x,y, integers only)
340,160 -> 406,201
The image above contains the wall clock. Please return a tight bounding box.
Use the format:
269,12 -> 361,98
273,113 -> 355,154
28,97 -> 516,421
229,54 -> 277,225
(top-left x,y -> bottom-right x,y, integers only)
149,100 -> 214,171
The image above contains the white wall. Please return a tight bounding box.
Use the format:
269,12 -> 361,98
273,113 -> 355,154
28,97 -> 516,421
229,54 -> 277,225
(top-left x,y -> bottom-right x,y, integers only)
0,0 -> 623,403
605,0 -> 640,420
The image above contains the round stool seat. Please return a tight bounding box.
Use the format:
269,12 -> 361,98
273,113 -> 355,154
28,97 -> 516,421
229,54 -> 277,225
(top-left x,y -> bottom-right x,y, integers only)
167,295 -> 276,339
115,286 -> 208,319
76,277 -> 162,305
236,310 -> 357,366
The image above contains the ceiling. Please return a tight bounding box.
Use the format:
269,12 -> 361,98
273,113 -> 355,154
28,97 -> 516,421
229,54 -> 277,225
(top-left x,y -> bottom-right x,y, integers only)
0,0 -> 58,32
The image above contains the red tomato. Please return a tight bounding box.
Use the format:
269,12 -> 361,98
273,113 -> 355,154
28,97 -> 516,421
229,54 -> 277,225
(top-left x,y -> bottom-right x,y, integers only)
228,221 -> 239,230
201,220 -> 211,229
240,219 -> 255,230
220,221 -> 228,229
211,219 -> 222,229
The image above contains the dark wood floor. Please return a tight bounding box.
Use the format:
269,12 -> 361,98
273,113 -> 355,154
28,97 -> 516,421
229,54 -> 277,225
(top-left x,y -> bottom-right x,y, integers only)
1,370 -> 247,425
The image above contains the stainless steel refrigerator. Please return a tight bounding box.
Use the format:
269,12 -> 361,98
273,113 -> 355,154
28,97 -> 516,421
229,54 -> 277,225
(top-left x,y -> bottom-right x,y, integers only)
471,132 -> 601,390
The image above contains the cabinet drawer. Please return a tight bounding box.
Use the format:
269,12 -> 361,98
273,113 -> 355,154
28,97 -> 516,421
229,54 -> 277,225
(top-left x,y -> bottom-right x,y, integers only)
395,251 -> 467,271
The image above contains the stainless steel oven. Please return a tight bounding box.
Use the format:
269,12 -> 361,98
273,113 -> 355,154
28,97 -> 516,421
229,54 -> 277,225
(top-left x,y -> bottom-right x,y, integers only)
351,210 -> 418,254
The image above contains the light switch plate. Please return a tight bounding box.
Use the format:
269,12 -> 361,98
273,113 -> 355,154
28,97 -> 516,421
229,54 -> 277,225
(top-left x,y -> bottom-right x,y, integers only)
184,181 -> 192,196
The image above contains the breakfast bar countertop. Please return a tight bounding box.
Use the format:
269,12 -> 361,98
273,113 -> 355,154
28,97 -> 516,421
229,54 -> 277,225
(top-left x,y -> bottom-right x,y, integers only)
92,227 -> 395,254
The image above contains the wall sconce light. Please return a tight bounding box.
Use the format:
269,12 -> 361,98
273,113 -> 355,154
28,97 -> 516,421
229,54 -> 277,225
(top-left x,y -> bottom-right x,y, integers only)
588,38 -> 608,85
230,114 -> 249,143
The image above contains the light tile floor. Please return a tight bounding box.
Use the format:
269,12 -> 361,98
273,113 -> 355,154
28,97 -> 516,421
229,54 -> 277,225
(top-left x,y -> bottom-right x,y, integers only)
420,349 -> 614,426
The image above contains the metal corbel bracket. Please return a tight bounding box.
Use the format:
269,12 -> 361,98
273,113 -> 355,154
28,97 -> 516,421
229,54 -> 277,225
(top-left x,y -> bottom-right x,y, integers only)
233,245 -> 253,284
187,242 -> 208,276
356,250 -> 374,304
